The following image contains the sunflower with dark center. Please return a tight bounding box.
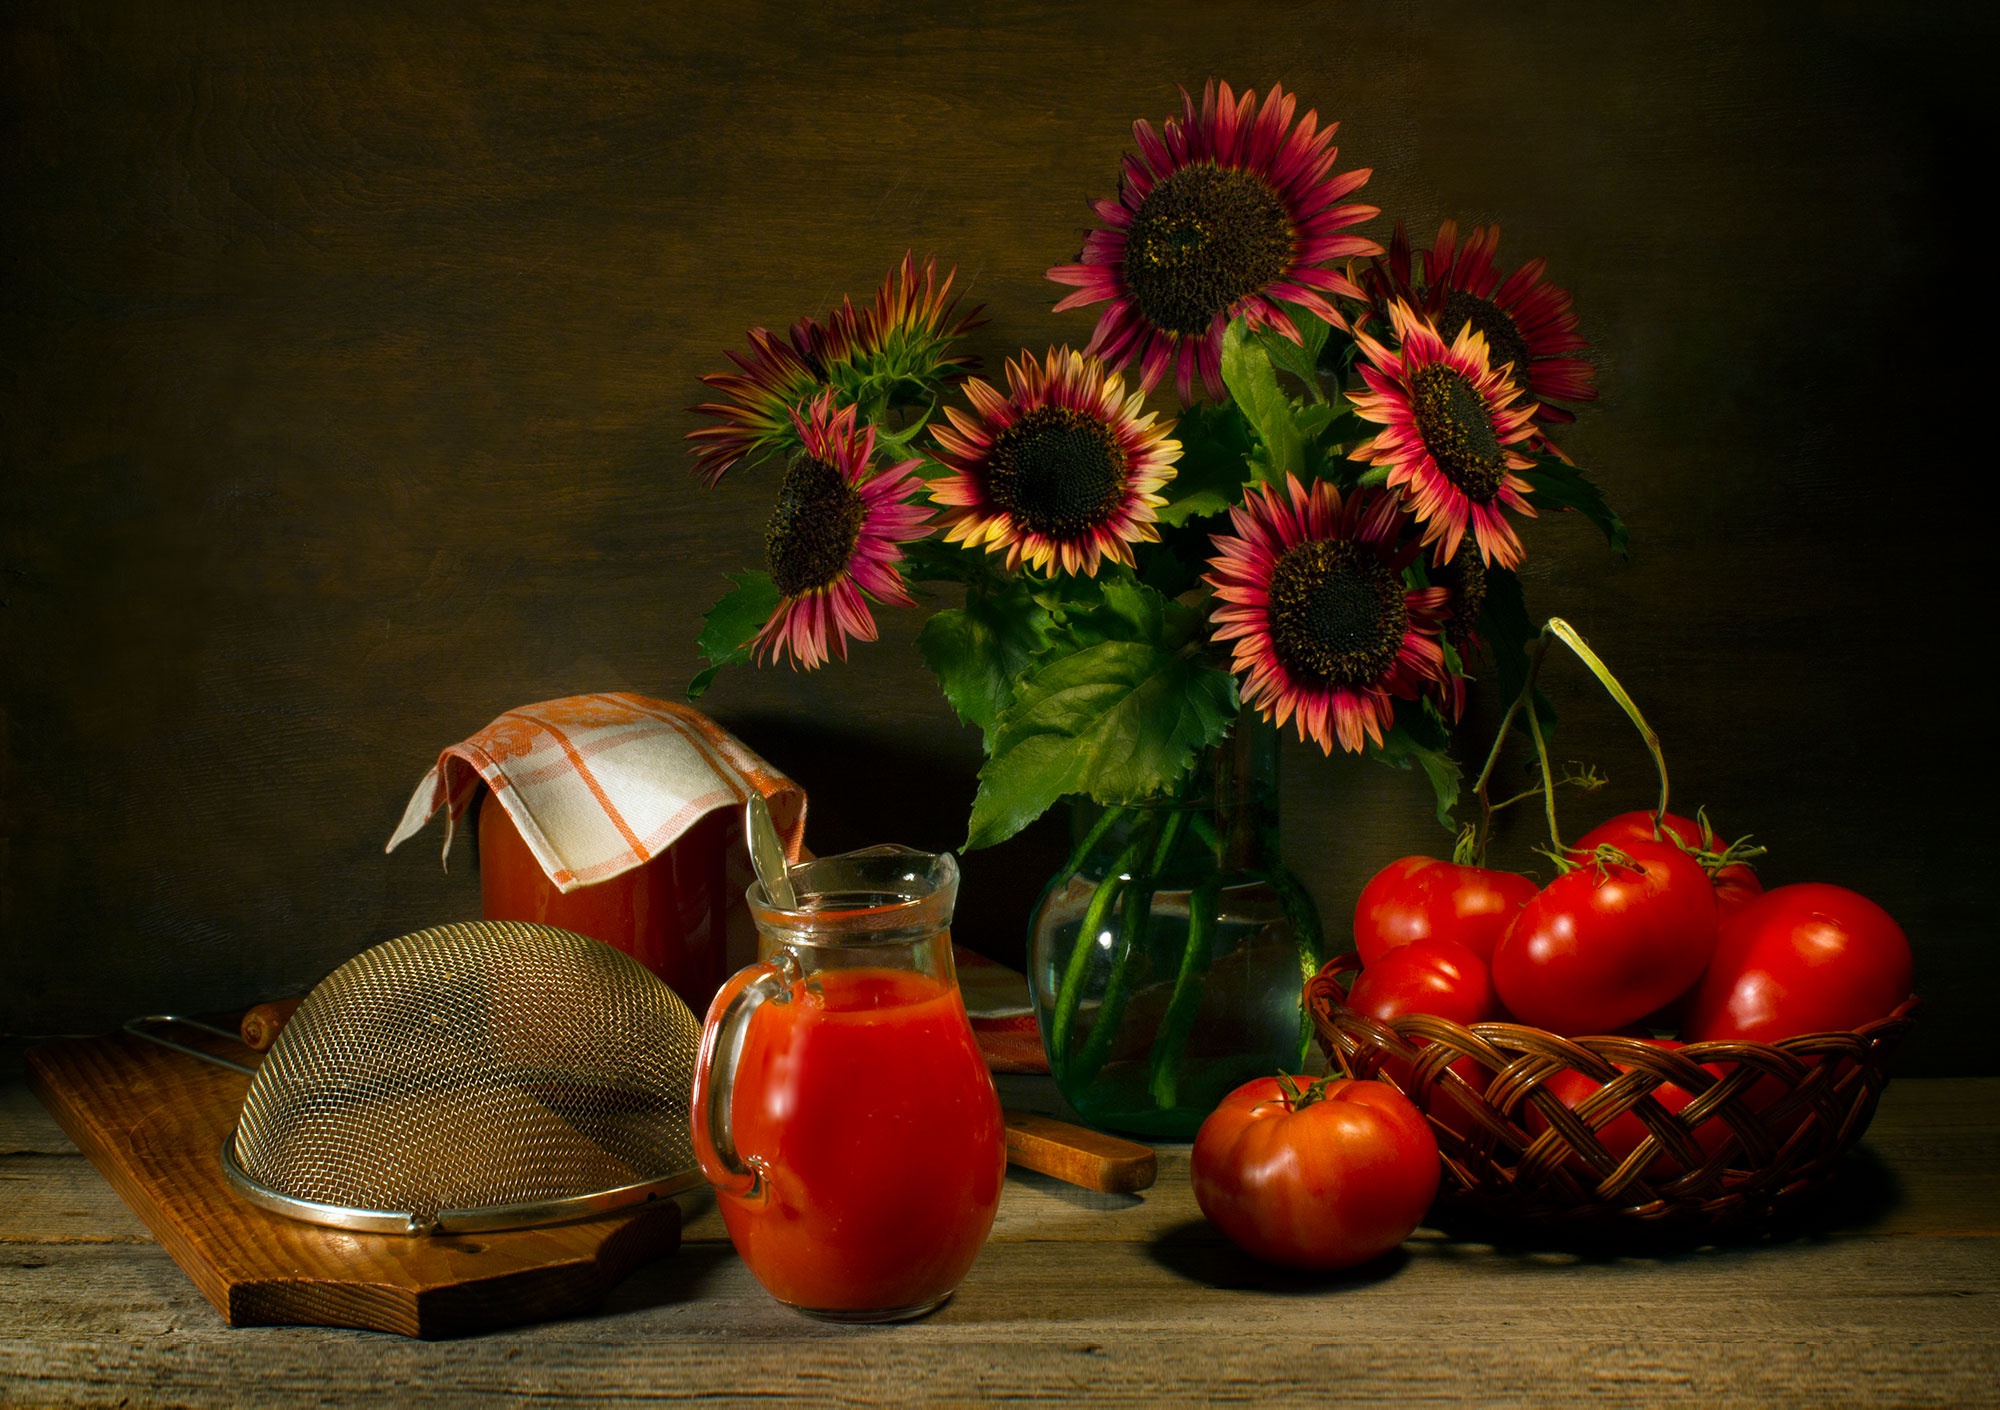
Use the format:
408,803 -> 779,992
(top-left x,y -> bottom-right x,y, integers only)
1358,220 -> 1597,434
749,392 -> 933,671
1205,475 -> 1449,755
1348,300 -> 1540,570
930,348 -> 1180,578
1049,80 -> 1380,404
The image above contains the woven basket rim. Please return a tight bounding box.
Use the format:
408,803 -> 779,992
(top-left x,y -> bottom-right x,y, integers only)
1304,953 -> 1918,1232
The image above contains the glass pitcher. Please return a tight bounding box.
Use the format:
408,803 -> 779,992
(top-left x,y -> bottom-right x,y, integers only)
690,845 -> 1005,1322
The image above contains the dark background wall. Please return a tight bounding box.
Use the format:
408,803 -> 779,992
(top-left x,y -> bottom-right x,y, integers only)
2,1 -> 1991,1072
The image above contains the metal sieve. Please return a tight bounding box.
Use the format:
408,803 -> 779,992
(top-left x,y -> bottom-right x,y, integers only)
136,921 -> 703,1236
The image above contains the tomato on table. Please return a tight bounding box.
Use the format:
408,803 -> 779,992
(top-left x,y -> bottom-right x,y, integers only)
1354,857 -> 1539,964
1191,1076 -> 1440,1271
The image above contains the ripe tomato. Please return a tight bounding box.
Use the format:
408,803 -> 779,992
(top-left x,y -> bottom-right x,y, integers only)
1573,811 -> 1763,917
1683,883 -> 1913,1043
1354,857 -> 1539,964
1492,842 -> 1719,1036
1524,1040 -> 1727,1180
1345,939 -> 1499,1138
1346,938 -> 1498,1030
1191,1076 -> 1440,1271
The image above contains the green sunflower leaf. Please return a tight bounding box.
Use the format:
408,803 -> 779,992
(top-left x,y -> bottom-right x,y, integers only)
1255,305 -> 1331,402
1221,318 -> 1303,482
1369,712 -> 1462,830
1159,402 -> 1254,527
1522,454 -> 1629,558
916,575 -> 1052,742
901,535 -> 990,584
688,570 -> 782,699
1134,514 -> 1228,599
965,583 -> 1238,850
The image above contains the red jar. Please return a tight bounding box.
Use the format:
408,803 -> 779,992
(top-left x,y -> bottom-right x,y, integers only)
476,791 -> 734,1014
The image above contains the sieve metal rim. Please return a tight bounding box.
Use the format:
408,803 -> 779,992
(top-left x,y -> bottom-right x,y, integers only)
219,1124 -> 705,1236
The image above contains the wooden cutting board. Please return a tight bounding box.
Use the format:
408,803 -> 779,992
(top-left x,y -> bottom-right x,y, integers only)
25,1030 -> 681,1338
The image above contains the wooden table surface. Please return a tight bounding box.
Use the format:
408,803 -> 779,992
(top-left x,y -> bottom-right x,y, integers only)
3,1046 -> 1996,1406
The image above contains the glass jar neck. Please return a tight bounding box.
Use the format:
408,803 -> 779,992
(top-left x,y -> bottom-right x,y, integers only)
746,845 -> 958,982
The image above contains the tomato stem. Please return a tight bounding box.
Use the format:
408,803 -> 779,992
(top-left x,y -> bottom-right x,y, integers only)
1542,617 -> 1671,828
1469,633 -> 1553,863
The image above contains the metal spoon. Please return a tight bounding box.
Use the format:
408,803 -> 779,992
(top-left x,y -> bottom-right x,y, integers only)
743,794 -> 797,908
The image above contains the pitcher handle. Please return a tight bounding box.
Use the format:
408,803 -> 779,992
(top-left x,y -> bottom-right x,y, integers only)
691,953 -> 797,1203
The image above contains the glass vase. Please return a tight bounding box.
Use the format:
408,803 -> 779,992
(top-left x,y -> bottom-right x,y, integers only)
1026,715 -> 1323,1139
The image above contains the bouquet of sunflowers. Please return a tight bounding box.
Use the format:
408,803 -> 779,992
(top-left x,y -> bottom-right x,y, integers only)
687,81 -> 1623,852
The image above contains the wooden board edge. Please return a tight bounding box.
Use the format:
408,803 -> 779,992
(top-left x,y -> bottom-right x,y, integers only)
24,1041 -> 235,1323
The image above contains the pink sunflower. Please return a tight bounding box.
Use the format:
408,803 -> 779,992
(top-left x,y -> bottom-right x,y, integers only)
930,347 -> 1180,577
1359,219 -> 1597,429
687,255 -> 982,487
687,315 -> 851,487
1348,300 -> 1541,569
1204,475 -> 1449,755
830,251 -> 985,393
1048,80 -> 1380,403
750,392 -> 932,670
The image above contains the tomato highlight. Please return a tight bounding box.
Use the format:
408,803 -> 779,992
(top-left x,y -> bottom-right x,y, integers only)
1353,857 -> 1539,965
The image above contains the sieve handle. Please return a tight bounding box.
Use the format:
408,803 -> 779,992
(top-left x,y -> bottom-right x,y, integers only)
690,955 -> 793,1204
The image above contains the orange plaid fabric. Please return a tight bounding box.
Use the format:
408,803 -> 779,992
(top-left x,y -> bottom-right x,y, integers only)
386,693 -> 807,893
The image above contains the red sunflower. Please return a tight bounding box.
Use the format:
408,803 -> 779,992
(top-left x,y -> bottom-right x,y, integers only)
830,252 -> 985,397
687,315 -> 852,487
1359,219 -> 1597,429
930,348 -> 1180,577
1048,81 -> 1380,403
751,392 -> 933,670
687,254 -> 982,486
1348,300 -> 1540,570
1204,475 -> 1449,755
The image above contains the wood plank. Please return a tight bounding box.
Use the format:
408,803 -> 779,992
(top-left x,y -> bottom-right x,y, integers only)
1,1238 -> 1995,1404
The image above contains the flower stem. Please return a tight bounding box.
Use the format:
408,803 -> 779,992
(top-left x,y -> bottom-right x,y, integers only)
1047,818 -> 1144,1079
1147,874 -> 1221,1111
1256,842 -> 1326,1067
1071,811 -> 1185,1089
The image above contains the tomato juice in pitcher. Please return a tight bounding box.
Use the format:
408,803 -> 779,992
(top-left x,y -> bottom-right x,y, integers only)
692,847 -> 1005,1322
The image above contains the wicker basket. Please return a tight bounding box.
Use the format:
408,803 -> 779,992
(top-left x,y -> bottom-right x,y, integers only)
1305,953 -> 1918,1234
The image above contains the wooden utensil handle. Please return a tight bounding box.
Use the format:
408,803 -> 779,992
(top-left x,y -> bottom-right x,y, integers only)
1001,1109 -> 1156,1194
239,997 -> 303,1052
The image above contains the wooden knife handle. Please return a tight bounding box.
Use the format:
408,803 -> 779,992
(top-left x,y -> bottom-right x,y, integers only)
239,997 -> 304,1052
1001,1109 -> 1156,1193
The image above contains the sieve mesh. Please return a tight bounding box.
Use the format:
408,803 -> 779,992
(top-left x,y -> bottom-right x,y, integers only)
229,921 -> 699,1228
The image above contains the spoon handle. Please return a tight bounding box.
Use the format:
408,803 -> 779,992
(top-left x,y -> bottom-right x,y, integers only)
743,795 -> 797,908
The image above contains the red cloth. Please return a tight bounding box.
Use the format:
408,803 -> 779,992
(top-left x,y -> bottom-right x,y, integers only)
954,947 -> 1050,1075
